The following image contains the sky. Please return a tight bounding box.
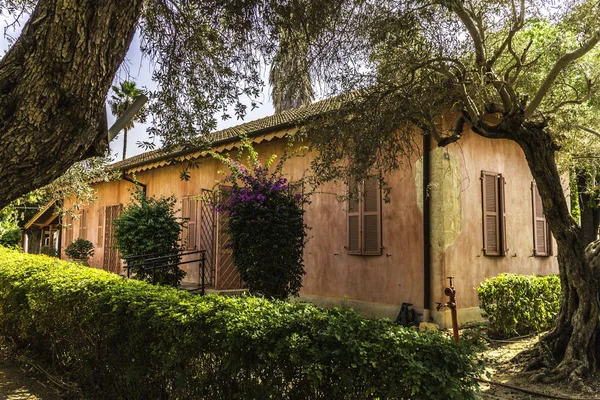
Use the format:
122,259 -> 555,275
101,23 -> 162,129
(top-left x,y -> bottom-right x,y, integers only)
1,12 -> 275,160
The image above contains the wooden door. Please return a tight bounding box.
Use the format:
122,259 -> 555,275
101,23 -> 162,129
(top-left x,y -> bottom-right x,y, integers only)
215,187 -> 243,290
199,190 -> 217,287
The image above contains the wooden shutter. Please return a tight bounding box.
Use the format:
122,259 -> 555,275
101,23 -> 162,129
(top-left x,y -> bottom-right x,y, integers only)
499,175 -> 508,255
481,171 -> 500,256
97,207 -> 104,247
182,196 -> 198,250
79,209 -> 87,240
188,197 -> 198,250
182,196 -> 190,248
362,177 -> 381,255
63,214 -> 73,245
532,183 -> 549,256
347,178 -> 361,254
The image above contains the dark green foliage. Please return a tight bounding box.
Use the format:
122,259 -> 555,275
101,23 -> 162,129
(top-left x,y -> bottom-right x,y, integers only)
213,142 -> 309,299
64,238 -> 94,259
477,273 -> 561,339
0,248 -> 481,399
221,186 -> 307,300
113,188 -> 185,285
39,245 -> 58,257
0,227 -> 20,247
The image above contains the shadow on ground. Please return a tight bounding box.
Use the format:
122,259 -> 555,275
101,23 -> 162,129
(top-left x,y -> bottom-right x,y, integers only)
475,333 -> 600,399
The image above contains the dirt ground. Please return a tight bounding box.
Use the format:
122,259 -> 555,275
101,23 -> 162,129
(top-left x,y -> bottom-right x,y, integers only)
0,338 -> 81,400
476,332 -> 600,399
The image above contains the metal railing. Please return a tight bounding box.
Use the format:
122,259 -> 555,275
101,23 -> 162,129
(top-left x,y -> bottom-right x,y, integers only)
122,250 -> 208,294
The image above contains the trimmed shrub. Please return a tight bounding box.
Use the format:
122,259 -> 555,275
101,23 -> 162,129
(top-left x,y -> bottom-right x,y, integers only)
0,248 -> 481,399
477,273 -> 561,338
39,245 -> 59,257
113,188 -> 185,285
64,238 -> 94,259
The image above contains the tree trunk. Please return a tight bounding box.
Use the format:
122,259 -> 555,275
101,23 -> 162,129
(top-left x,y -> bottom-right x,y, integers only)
577,172 -> 600,246
509,122 -> 599,388
0,0 -> 143,209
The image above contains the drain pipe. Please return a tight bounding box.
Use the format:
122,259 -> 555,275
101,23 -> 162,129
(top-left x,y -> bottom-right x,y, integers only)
122,172 -> 147,194
423,132 -> 432,315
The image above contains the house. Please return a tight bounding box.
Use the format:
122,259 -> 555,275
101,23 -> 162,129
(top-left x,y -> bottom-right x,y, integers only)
21,200 -> 60,256
29,98 -> 560,327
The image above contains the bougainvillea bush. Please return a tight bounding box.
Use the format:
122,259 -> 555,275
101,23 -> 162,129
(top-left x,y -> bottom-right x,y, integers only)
212,140 -> 309,300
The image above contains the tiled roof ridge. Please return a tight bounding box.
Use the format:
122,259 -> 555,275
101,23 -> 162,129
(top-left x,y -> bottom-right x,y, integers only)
110,94 -> 351,171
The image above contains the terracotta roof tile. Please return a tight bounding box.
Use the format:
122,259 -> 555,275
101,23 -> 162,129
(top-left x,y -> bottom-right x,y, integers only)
110,96 -> 345,171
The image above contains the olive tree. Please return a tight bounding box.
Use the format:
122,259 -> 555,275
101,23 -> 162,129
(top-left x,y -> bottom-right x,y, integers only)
295,0 -> 600,388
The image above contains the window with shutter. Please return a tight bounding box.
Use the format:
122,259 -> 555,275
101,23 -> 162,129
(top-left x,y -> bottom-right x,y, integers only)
347,178 -> 361,254
97,207 -> 104,247
79,209 -> 87,240
346,176 -> 382,255
532,183 -> 551,256
481,171 -> 506,256
182,196 -> 199,250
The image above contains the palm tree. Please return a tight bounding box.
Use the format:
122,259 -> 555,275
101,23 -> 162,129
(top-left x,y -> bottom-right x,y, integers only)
108,81 -> 147,160
269,33 -> 314,113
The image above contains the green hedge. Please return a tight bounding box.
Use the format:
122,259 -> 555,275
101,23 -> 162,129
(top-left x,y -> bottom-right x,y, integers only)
477,273 -> 561,338
0,248 -> 481,399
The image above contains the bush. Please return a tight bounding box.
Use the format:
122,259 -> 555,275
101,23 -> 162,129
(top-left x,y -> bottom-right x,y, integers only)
0,227 -> 21,247
477,273 -> 561,338
113,188 -> 185,285
39,245 -> 59,257
0,248 -> 481,399
64,238 -> 94,259
213,140 -> 309,299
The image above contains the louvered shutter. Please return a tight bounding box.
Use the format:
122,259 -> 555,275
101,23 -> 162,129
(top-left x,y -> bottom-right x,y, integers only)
532,183 -> 549,256
499,175 -> 508,255
182,196 -> 190,248
362,177 -> 381,255
347,178 -> 361,254
79,209 -> 87,240
188,197 -> 198,250
97,207 -> 104,246
63,214 -> 73,245
482,172 -> 500,256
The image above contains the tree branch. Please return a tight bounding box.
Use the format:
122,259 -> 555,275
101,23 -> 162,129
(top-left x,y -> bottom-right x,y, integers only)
440,0 -> 485,66
524,31 -> 600,118
547,78 -> 592,114
576,125 -> 600,140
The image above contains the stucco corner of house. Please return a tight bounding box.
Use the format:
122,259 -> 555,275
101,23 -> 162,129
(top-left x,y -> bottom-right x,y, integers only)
414,157 -> 424,214
429,148 -> 462,252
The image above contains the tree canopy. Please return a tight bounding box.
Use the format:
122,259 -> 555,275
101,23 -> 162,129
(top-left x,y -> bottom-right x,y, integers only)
0,0 -> 344,209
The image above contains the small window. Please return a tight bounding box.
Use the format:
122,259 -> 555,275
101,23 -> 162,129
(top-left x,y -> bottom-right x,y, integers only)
532,183 -> 551,256
182,195 -> 199,250
347,177 -> 382,256
481,171 -> 507,256
79,209 -> 87,240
